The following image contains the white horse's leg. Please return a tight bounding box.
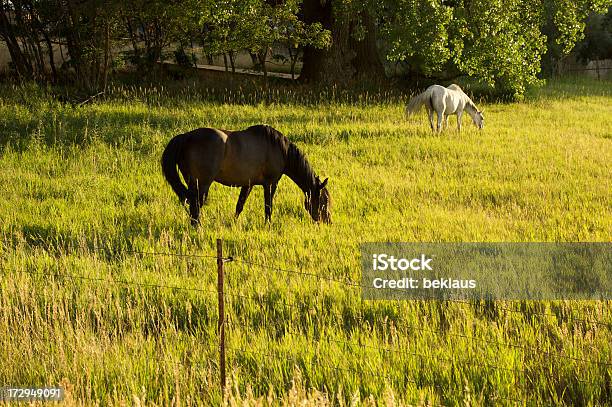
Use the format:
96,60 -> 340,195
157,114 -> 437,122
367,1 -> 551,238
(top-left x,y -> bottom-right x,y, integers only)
444,115 -> 449,130
428,108 -> 435,131
457,111 -> 463,132
437,110 -> 444,133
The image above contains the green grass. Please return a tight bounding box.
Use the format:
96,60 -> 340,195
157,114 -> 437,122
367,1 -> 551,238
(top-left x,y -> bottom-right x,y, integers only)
0,76 -> 611,405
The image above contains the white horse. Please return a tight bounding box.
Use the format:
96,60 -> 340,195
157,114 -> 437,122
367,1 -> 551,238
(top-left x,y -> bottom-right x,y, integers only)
405,84 -> 484,133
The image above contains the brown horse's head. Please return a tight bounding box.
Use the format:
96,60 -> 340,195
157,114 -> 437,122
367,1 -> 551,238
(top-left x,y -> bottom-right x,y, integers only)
305,177 -> 331,224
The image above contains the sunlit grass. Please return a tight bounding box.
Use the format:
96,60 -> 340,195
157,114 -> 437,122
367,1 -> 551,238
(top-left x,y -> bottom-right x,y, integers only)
0,76 -> 611,404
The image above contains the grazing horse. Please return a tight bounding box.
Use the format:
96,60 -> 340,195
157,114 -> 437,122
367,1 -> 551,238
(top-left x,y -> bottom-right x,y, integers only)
161,125 -> 331,226
405,84 -> 485,133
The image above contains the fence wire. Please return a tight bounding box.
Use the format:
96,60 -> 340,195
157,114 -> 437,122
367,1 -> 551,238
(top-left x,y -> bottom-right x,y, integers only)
232,256 -> 612,329
221,288 -> 612,372
1,244 -> 611,403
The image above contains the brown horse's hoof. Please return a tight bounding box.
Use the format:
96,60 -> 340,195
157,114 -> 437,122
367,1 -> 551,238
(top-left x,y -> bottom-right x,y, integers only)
190,218 -> 200,227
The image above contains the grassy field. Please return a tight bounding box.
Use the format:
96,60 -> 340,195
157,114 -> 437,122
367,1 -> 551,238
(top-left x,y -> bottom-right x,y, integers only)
0,76 -> 611,405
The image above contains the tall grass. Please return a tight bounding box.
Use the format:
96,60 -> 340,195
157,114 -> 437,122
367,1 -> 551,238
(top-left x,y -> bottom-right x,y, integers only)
0,76 -> 611,405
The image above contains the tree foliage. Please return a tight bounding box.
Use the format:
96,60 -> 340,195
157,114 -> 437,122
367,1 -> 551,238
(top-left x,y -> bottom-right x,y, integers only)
122,0 -> 201,71
0,0 -> 608,96
383,0 -> 609,98
201,0 -> 329,76
0,0 -> 329,89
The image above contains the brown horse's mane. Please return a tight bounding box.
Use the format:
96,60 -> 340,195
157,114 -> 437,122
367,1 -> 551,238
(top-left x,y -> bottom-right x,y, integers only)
248,125 -> 317,193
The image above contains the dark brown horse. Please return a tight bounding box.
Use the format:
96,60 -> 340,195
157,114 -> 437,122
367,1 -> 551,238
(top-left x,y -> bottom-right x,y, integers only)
161,125 -> 331,226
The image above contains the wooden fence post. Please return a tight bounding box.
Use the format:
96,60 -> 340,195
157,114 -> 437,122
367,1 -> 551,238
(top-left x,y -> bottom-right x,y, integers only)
217,238 -> 226,395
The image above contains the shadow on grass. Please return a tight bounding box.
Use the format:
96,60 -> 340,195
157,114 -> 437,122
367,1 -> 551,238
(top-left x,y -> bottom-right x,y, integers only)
0,97 -> 422,153
12,220 -> 193,261
0,103 -> 186,153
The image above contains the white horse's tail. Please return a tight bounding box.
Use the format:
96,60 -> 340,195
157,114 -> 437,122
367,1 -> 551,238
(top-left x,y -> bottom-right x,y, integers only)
405,88 -> 434,117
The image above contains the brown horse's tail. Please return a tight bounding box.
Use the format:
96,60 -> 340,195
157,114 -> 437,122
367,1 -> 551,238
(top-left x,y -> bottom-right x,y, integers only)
161,134 -> 189,203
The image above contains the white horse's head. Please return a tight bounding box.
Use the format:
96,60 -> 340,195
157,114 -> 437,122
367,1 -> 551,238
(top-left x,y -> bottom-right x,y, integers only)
472,109 -> 484,129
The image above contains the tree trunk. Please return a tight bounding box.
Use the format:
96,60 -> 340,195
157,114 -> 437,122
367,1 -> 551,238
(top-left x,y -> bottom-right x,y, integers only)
299,0 -> 385,84
126,18 -> 142,64
349,10 -> 385,79
258,50 -> 268,79
229,50 -> 235,73
298,0 -> 334,83
41,26 -> 57,82
102,21 -> 110,90
288,45 -> 297,80
248,51 -> 259,69
63,0 -> 90,89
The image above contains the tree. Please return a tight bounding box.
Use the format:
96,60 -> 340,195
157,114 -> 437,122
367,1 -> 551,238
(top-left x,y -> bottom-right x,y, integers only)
283,15 -> 329,79
575,8 -> 612,63
0,0 -> 62,82
298,0 -> 610,98
200,0 -> 329,78
2,0 -> 605,96
0,0 -> 123,90
540,0 -> 610,76
299,0 -> 386,83
384,0 -> 579,98
385,0 -> 546,97
123,0 -> 204,73
59,0 -> 124,92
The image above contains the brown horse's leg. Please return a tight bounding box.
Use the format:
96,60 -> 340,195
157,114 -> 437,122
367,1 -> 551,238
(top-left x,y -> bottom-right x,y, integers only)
188,181 -> 211,227
235,186 -> 252,218
188,191 -> 201,226
263,182 -> 278,222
